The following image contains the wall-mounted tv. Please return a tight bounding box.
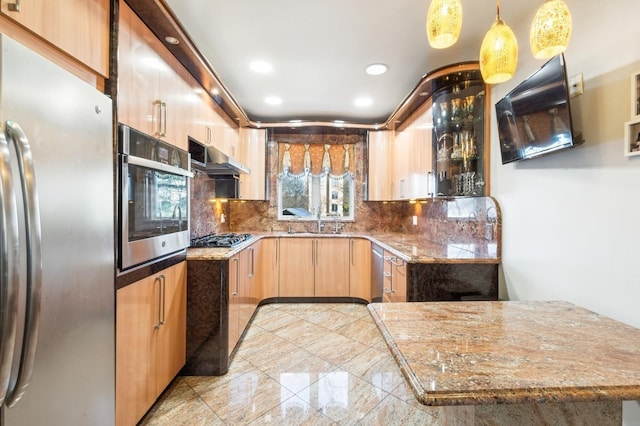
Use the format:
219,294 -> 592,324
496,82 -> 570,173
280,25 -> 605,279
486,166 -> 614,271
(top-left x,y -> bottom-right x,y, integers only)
495,54 -> 583,164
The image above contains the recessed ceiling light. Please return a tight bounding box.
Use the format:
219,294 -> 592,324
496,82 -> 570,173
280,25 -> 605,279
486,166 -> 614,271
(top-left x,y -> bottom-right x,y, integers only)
265,96 -> 282,105
354,97 -> 372,107
365,63 -> 388,76
211,88 -> 220,95
164,36 -> 179,45
250,60 -> 273,73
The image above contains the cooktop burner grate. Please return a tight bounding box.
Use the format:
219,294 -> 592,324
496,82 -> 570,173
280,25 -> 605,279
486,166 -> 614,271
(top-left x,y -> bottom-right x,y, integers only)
190,233 -> 252,248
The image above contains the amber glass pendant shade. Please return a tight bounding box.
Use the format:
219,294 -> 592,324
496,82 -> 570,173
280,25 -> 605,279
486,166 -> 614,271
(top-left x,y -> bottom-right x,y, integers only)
530,0 -> 572,59
426,0 -> 463,49
479,3 -> 518,85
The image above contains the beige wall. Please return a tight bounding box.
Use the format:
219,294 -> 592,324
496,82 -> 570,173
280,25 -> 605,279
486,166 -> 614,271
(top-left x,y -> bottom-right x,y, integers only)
488,0 -> 640,423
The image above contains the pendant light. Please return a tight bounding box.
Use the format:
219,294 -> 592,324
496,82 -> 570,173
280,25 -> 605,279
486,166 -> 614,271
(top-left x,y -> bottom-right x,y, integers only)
530,0 -> 572,59
479,0 -> 518,84
426,0 -> 463,49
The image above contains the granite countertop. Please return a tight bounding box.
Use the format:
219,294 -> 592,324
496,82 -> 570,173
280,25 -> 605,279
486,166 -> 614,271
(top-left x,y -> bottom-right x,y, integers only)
368,301 -> 640,406
187,232 -> 499,264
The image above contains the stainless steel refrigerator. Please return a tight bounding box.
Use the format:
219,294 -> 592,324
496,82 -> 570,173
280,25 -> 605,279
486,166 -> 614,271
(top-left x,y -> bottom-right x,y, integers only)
0,35 -> 115,425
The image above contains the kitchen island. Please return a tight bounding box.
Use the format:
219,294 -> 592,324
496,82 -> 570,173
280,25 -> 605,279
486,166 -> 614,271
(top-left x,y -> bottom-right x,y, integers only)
368,300 -> 640,423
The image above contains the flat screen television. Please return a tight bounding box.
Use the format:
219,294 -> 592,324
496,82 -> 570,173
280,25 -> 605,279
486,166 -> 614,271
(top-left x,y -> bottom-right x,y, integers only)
495,54 -> 583,164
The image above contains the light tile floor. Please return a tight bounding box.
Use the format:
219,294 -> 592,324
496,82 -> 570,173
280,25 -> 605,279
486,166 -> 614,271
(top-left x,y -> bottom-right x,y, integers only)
140,303 -> 463,425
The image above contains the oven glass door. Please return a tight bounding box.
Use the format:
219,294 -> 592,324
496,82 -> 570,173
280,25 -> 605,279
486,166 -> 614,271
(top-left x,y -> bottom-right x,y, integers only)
127,163 -> 188,241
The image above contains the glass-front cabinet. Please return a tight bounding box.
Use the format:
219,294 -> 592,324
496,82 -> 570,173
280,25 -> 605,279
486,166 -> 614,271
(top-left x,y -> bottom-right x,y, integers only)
432,68 -> 487,197
366,63 -> 490,201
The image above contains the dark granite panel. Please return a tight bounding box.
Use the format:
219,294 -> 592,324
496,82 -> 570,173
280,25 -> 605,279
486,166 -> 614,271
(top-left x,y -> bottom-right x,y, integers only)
182,260 -> 229,376
116,253 -> 187,289
407,263 -> 498,302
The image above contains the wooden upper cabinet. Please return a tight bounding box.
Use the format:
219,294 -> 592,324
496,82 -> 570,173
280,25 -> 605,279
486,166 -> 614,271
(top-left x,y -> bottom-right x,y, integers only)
118,2 -> 199,150
367,130 -> 393,201
394,100 -> 433,200
0,0 -> 109,78
238,128 -> 267,200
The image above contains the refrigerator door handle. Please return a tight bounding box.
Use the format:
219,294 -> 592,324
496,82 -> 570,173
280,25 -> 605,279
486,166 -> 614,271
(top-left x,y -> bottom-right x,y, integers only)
0,129 -> 20,406
3,121 -> 43,408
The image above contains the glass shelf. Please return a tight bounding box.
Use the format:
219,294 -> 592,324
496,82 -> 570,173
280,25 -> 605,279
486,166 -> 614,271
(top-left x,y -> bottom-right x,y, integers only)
432,68 -> 487,197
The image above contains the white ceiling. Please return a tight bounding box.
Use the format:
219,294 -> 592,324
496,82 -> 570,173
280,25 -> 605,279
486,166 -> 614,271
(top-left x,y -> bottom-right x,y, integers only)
163,0 -> 538,125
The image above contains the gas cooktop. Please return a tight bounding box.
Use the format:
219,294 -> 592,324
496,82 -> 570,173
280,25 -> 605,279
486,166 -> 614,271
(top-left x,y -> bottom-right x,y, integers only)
190,233 -> 252,248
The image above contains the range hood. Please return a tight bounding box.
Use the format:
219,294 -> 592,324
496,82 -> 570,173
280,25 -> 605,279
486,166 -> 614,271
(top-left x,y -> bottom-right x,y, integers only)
188,137 -> 250,175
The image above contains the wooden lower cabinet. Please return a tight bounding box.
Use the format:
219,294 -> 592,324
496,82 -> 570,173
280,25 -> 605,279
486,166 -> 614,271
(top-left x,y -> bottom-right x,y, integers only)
229,243 -> 261,355
279,238 -> 314,296
349,238 -> 371,300
314,238 -> 350,297
258,238 -> 279,299
278,237 -> 350,297
391,258 -> 407,302
228,255 -> 240,356
116,261 -> 187,426
382,250 -> 407,303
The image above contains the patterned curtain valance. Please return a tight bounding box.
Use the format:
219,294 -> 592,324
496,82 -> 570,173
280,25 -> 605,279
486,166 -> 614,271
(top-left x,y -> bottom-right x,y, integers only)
278,142 -> 355,176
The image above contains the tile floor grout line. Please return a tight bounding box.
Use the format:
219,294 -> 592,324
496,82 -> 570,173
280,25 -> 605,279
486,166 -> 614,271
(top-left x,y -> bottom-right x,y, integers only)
143,303 -> 441,425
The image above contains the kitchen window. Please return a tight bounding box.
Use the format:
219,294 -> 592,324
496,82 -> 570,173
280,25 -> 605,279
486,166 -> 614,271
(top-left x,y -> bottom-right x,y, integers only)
277,142 -> 355,221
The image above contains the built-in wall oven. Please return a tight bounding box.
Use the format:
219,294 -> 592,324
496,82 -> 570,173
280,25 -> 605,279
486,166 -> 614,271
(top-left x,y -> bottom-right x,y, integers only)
117,124 -> 193,271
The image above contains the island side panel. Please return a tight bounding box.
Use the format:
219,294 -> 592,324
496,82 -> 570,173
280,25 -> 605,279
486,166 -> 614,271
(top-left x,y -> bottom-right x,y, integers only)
407,263 -> 498,301
182,260 -> 230,375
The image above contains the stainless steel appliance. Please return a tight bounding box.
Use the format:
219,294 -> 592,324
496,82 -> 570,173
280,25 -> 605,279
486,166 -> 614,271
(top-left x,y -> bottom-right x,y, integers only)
191,233 -> 253,248
118,124 -> 192,271
188,136 -> 247,199
0,35 -> 114,425
188,136 -> 250,175
371,244 -> 383,302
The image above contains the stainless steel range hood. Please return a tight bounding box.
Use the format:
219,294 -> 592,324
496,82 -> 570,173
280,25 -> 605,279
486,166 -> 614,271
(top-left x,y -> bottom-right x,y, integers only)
188,137 -> 250,175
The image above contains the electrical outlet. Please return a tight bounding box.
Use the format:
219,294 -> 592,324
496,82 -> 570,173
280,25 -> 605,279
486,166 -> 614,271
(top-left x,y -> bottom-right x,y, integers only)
569,73 -> 584,98
412,215 -> 418,226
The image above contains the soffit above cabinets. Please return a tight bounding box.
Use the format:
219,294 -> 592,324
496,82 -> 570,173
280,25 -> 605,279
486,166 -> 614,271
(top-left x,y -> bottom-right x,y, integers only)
125,0 -> 535,129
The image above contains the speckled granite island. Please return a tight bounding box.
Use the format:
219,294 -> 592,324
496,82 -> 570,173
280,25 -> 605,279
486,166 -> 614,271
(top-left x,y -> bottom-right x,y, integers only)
369,301 -> 640,423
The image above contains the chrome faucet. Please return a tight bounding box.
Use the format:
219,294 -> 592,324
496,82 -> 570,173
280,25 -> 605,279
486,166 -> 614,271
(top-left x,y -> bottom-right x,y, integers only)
332,216 -> 343,234
316,210 -> 324,233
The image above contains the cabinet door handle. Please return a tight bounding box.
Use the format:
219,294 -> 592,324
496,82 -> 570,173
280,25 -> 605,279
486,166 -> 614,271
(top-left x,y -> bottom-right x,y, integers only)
232,258 -> 239,296
235,258 -> 239,295
160,275 -> 166,326
350,240 -> 354,266
154,275 -> 165,328
161,101 -> 167,137
250,247 -> 255,277
153,100 -> 167,137
8,0 -> 20,11
153,100 -> 161,137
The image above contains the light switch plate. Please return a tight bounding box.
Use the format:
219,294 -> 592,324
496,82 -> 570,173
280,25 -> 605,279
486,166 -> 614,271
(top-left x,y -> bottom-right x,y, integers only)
412,215 -> 418,226
569,73 -> 584,98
